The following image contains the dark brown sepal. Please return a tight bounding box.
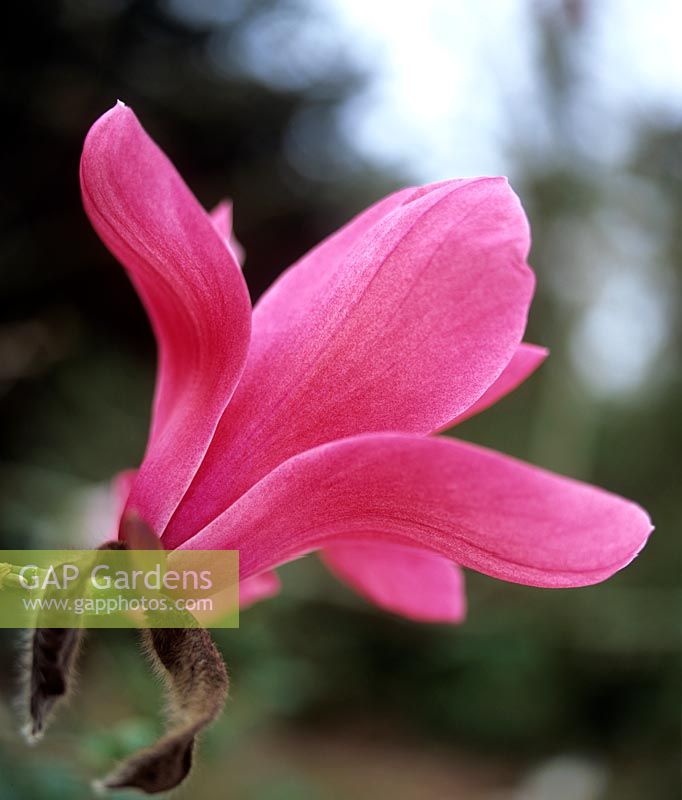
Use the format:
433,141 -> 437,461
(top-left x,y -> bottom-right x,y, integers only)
22,540 -> 125,743
95,609 -> 228,794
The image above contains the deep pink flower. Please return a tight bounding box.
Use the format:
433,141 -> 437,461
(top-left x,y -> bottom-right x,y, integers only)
80,102 -> 652,625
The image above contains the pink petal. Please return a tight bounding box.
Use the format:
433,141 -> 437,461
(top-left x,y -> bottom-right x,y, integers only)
301,343 -> 546,619
210,200 -> 245,266
438,342 -> 549,429
112,469 -> 136,525
317,340 -> 540,619
239,571 -> 281,609
165,178 -> 535,545
180,434 -> 652,589
321,543 -> 466,623
80,104 -> 251,535
319,342 -> 547,612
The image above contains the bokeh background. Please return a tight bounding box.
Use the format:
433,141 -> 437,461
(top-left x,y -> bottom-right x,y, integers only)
0,1 -> 680,798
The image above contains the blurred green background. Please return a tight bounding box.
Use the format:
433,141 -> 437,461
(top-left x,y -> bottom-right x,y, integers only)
0,1 -> 679,798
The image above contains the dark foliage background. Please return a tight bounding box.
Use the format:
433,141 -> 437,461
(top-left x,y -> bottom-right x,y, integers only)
0,2 -> 679,798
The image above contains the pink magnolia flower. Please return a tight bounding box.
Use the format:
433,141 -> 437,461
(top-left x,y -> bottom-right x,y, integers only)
80,102 -> 652,626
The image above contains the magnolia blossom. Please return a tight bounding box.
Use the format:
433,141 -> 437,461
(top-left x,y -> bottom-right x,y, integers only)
79,102 -> 652,626
33,102 -> 654,793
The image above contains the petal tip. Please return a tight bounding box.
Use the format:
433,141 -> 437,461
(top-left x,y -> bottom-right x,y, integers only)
86,100 -> 137,140
527,343 -> 550,362
617,512 -> 654,574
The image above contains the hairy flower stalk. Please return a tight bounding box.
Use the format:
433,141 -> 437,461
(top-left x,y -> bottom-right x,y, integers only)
19,102 -> 652,792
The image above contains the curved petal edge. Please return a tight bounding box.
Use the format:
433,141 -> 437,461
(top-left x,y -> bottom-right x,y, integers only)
80,103 -> 252,535
181,433 -> 652,590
